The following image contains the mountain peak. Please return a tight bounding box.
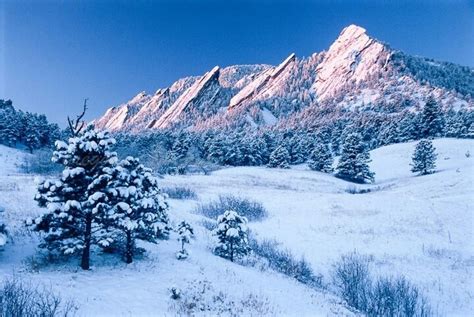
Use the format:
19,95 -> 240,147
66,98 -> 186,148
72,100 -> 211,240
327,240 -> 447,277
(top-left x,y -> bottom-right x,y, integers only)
312,24 -> 389,100
338,24 -> 367,40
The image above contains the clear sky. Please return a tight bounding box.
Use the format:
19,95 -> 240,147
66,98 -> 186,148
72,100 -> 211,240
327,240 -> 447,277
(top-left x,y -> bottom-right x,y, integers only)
1,0 -> 473,126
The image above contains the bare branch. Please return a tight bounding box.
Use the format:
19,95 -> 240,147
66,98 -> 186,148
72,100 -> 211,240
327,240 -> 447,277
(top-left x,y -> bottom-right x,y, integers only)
67,98 -> 89,136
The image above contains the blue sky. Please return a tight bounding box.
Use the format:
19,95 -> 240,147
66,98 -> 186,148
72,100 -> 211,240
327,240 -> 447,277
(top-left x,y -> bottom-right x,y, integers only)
1,0 -> 473,125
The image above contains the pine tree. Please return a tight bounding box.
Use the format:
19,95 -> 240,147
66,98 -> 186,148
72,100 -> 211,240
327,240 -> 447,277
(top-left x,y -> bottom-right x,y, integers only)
24,115 -> 41,153
0,111 -> 19,146
421,97 -> 444,138
267,145 -> 290,168
411,139 -> 437,175
207,134 -> 227,164
168,132 -> 190,161
308,142 -> 333,173
213,210 -> 250,262
224,132 -> 243,166
238,132 -> 260,166
107,156 -> 170,263
31,125 -> 117,270
336,133 -> 375,183
176,221 -> 194,260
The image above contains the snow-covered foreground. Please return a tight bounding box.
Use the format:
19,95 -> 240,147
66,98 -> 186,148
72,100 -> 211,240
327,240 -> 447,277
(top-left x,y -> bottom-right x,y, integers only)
161,138 -> 474,316
1,138 -> 473,316
0,145 -> 350,316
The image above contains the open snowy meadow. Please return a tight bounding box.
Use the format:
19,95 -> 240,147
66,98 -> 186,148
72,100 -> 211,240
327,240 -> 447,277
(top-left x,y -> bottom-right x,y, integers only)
0,138 -> 473,316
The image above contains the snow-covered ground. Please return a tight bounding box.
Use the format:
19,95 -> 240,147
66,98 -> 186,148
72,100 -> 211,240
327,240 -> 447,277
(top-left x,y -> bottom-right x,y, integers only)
0,145 -> 351,316
160,138 -> 474,316
1,138 -> 473,315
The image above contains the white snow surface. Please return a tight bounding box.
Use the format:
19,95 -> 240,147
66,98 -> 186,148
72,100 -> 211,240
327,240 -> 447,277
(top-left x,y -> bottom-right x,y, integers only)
1,139 -> 473,315
0,144 -> 351,316
159,138 -> 474,316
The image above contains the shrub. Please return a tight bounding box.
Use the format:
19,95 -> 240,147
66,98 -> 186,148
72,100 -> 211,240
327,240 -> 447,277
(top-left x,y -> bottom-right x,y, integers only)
368,276 -> 431,317
199,219 -> 216,231
161,186 -> 197,200
332,252 -> 432,317
168,279 -> 274,316
195,195 -> 268,221
345,185 -> 372,194
0,277 -> 78,316
332,252 -> 372,312
20,149 -> 62,175
249,237 -> 322,287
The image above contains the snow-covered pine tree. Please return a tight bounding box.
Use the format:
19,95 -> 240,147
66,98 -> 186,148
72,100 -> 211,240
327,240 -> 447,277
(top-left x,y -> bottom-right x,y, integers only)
421,97 -> 444,138
245,136 -> 265,166
176,221 -> 194,260
444,111 -> 466,138
411,139 -> 437,175
223,132 -> 242,166
106,156 -> 170,263
168,132 -> 190,161
0,110 -> 19,147
267,145 -> 290,168
206,134 -> 227,164
287,135 -> 305,164
335,133 -> 375,183
308,142 -> 333,173
24,115 -> 41,153
31,125 -> 117,270
213,210 -> 250,262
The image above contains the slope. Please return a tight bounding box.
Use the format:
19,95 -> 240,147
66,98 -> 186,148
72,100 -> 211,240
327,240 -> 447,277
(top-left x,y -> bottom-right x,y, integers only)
160,138 -> 474,315
0,144 -> 353,316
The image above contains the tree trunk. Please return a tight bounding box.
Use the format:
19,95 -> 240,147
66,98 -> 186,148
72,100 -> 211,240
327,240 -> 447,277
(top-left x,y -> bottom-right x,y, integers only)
125,230 -> 133,264
230,241 -> 234,262
81,213 -> 92,270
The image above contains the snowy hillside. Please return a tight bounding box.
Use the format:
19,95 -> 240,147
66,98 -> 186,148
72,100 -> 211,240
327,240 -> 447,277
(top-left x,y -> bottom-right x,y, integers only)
1,139 -> 472,315
158,138 -> 474,316
0,144 -> 352,316
94,24 -> 474,132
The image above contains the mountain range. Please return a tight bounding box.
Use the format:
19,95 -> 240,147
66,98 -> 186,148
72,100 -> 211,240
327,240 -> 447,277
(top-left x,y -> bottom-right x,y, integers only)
94,24 -> 474,133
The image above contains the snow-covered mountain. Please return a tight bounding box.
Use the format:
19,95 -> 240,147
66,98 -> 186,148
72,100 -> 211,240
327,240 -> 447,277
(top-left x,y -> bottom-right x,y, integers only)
94,24 -> 474,132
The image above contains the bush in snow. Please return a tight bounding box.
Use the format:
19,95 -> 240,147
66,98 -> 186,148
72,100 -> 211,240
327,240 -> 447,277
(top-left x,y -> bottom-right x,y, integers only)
267,145 -> 290,169
368,276 -> 432,317
335,133 -> 375,184
308,142 -> 333,173
213,210 -> 250,262
332,252 -> 372,312
249,238 -> 322,287
161,186 -> 197,200
195,195 -> 268,221
106,156 -> 170,264
30,125 -> 117,270
21,148 -> 62,175
169,286 -> 181,300
168,279 -> 274,316
411,139 -> 437,176
176,221 -> 194,260
0,277 -> 78,317
0,206 -> 7,251
332,252 -> 432,317
199,219 -> 217,231
345,185 -> 372,195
